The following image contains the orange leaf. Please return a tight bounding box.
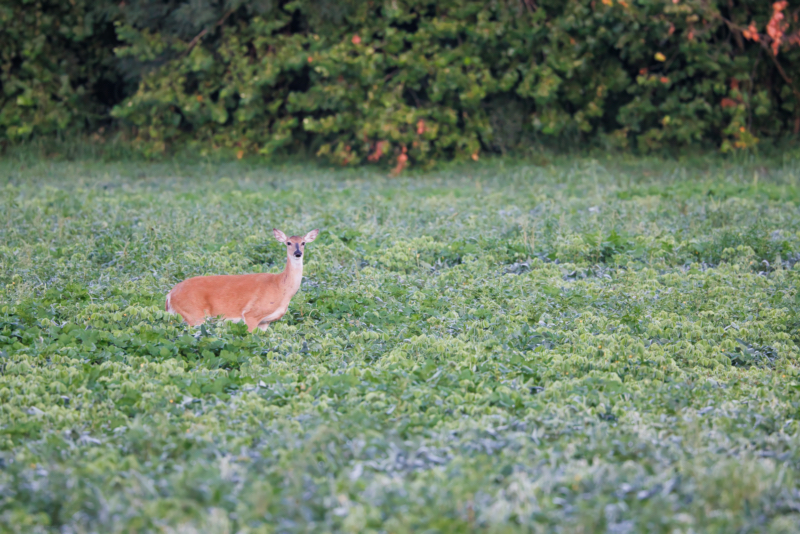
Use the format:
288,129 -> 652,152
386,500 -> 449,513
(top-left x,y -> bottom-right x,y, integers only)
660,77 -> 670,84
668,23 -> 675,36
768,1 -> 788,55
416,119 -> 426,135
742,21 -> 760,42
367,140 -> 387,162
307,56 -> 313,63
720,97 -> 738,109
391,147 -> 408,176
236,150 -> 244,160
351,35 -> 361,45
471,152 -> 479,161
196,95 -> 203,102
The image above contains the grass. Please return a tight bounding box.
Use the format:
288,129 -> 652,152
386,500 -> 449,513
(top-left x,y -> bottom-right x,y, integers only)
1,155 -> 800,533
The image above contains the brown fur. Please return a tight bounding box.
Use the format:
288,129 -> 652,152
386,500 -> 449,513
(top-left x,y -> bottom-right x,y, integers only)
166,229 -> 319,332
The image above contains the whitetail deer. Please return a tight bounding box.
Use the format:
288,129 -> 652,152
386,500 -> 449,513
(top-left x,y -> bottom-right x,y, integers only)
165,229 -> 319,332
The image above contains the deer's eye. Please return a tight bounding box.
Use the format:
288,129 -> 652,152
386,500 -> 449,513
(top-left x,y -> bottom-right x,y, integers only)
286,242 -> 292,246
301,242 -> 305,246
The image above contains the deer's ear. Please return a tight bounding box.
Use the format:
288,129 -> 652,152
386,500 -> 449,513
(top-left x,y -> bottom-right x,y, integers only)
303,229 -> 320,243
273,229 -> 288,242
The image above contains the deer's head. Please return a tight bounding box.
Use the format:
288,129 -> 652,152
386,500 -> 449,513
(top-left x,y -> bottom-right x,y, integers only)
273,228 -> 319,261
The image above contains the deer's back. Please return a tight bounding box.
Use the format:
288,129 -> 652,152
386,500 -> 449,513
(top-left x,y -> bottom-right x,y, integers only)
169,273 -> 279,318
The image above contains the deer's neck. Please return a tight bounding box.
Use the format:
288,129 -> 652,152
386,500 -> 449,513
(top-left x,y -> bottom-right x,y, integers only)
280,256 -> 304,294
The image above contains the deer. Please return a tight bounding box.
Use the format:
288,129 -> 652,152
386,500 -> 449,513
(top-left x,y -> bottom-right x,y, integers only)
165,228 -> 319,332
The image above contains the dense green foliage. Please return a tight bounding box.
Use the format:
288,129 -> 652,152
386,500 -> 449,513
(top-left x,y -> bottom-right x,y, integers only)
2,0 -> 800,163
0,1 -> 121,139
2,157 -> 800,531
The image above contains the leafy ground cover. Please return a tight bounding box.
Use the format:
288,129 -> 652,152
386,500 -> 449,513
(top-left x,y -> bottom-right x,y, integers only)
1,156 -> 800,533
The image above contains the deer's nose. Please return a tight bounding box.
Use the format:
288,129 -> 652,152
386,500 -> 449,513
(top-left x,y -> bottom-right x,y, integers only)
294,251 -> 302,257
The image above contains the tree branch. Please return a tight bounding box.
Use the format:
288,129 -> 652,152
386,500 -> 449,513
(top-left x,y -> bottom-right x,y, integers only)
763,42 -> 800,134
180,9 -> 235,58
716,12 -> 800,134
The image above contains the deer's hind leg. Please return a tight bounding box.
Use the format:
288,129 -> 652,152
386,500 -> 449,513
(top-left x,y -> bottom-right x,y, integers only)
243,312 -> 264,333
171,303 -> 206,327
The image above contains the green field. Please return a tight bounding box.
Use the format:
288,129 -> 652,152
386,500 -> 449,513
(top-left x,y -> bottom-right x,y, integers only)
2,157 -> 800,533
